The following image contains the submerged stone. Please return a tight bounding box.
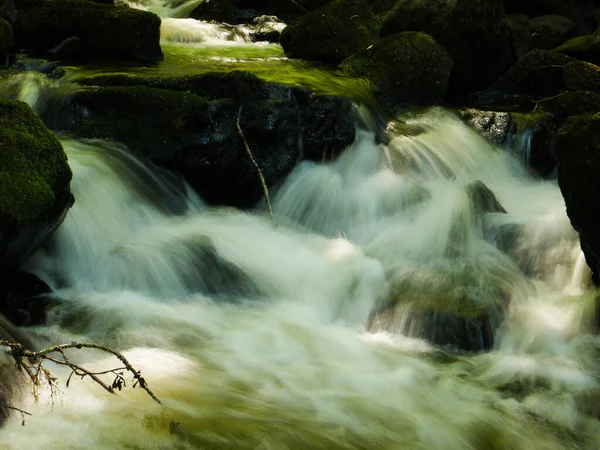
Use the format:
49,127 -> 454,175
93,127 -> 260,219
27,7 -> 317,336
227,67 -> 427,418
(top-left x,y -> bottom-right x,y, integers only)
0,99 -> 73,270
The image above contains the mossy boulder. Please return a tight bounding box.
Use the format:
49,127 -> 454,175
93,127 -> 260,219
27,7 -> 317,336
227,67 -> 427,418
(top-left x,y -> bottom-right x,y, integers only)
529,15 -> 577,50
553,29 -> 600,65
487,49 -> 574,99
189,0 -> 306,24
507,14 -> 532,59
0,99 -> 73,270
564,60 -> 600,92
62,72 -> 355,207
503,0 -> 596,33
280,0 -> 378,64
557,113 -> 600,284
341,32 -> 452,112
15,0 -> 163,62
380,0 -> 514,96
536,89 -> 600,121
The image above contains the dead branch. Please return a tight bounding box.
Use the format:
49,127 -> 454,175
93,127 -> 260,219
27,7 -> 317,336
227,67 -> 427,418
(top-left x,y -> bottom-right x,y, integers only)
236,105 -> 277,229
0,340 -> 161,406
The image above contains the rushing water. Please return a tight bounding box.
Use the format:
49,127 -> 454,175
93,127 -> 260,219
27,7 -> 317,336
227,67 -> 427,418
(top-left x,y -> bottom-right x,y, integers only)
1,3 -> 600,450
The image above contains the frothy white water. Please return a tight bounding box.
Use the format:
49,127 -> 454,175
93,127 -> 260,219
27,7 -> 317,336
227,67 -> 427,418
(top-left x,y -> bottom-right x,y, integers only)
4,109 -> 600,449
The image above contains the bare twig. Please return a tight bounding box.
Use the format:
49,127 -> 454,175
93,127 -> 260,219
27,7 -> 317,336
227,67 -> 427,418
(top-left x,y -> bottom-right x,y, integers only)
0,340 -> 161,406
236,105 -> 277,229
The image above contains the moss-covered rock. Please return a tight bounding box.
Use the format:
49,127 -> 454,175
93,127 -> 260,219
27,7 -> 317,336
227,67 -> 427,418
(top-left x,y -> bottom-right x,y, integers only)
190,0 -> 306,24
280,0 -> 378,64
529,15 -> 577,50
15,0 -> 162,62
341,32 -> 452,112
380,0 -> 514,96
507,14 -> 532,59
564,60 -> 600,92
553,29 -> 600,65
536,89 -> 600,121
0,99 -> 73,270
63,72 -> 356,207
557,113 -> 600,284
487,49 -> 574,98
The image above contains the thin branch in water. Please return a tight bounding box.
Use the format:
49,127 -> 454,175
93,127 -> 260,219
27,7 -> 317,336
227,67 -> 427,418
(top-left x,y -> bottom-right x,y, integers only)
236,105 -> 277,229
0,340 -> 162,407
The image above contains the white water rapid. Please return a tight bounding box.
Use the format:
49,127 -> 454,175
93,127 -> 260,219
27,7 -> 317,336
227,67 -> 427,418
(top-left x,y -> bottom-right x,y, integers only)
0,106 -> 598,449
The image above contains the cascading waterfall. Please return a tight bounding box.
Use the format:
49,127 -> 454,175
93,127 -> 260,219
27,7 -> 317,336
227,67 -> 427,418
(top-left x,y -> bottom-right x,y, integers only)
0,105 -> 597,448
1,4 -> 599,449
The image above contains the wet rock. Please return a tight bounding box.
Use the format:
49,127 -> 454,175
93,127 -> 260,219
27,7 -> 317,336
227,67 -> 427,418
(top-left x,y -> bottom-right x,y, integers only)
557,113 -> 600,284
457,109 -> 511,146
529,15 -> 577,50
465,180 -> 507,214
486,49 -> 574,99
9,54 -> 59,73
536,89 -> 600,122
554,28 -> 600,65
280,0 -> 378,64
46,36 -> 82,60
15,0 -> 163,62
0,99 -> 73,271
507,112 -> 560,176
189,0 -> 307,25
0,271 -> 53,327
63,72 -> 355,208
296,0 -> 331,10
507,14 -> 532,59
341,32 -> 453,113
247,15 -> 286,43
380,0 -> 514,96
564,60 -> 600,93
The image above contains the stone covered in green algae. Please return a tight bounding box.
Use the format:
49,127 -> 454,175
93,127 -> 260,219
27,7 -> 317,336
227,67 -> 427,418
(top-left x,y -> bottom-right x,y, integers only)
554,29 -> 600,66
280,0 -> 379,64
16,0 -> 162,61
0,99 -> 72,259
341,31 -> 452,112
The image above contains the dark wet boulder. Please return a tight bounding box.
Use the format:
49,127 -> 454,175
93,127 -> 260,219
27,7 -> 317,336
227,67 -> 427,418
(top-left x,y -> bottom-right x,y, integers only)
564,60 -> 600,92
0,271 -> 53,327
15,0 -> 162,62
486,49 -> 574,99
380,0 -> 514,96
0,17 -> 11,60
457,109 -> 512,146
554,28 -> 600,65
557,113 -> 600,284
0,99 -> 73,271
465,180 -> 507,214
189,0 -> 306,25
341,32 -> 453,113
63,72 -> 356,208
247,15 -> 286,43
529,15 -> 577,49
507,14 -> 532,59
280,0 -> 378,64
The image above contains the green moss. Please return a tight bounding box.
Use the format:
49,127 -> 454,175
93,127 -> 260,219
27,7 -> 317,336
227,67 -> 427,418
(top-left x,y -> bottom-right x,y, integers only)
554,32 -> 600,65
0,99 -> 72,247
